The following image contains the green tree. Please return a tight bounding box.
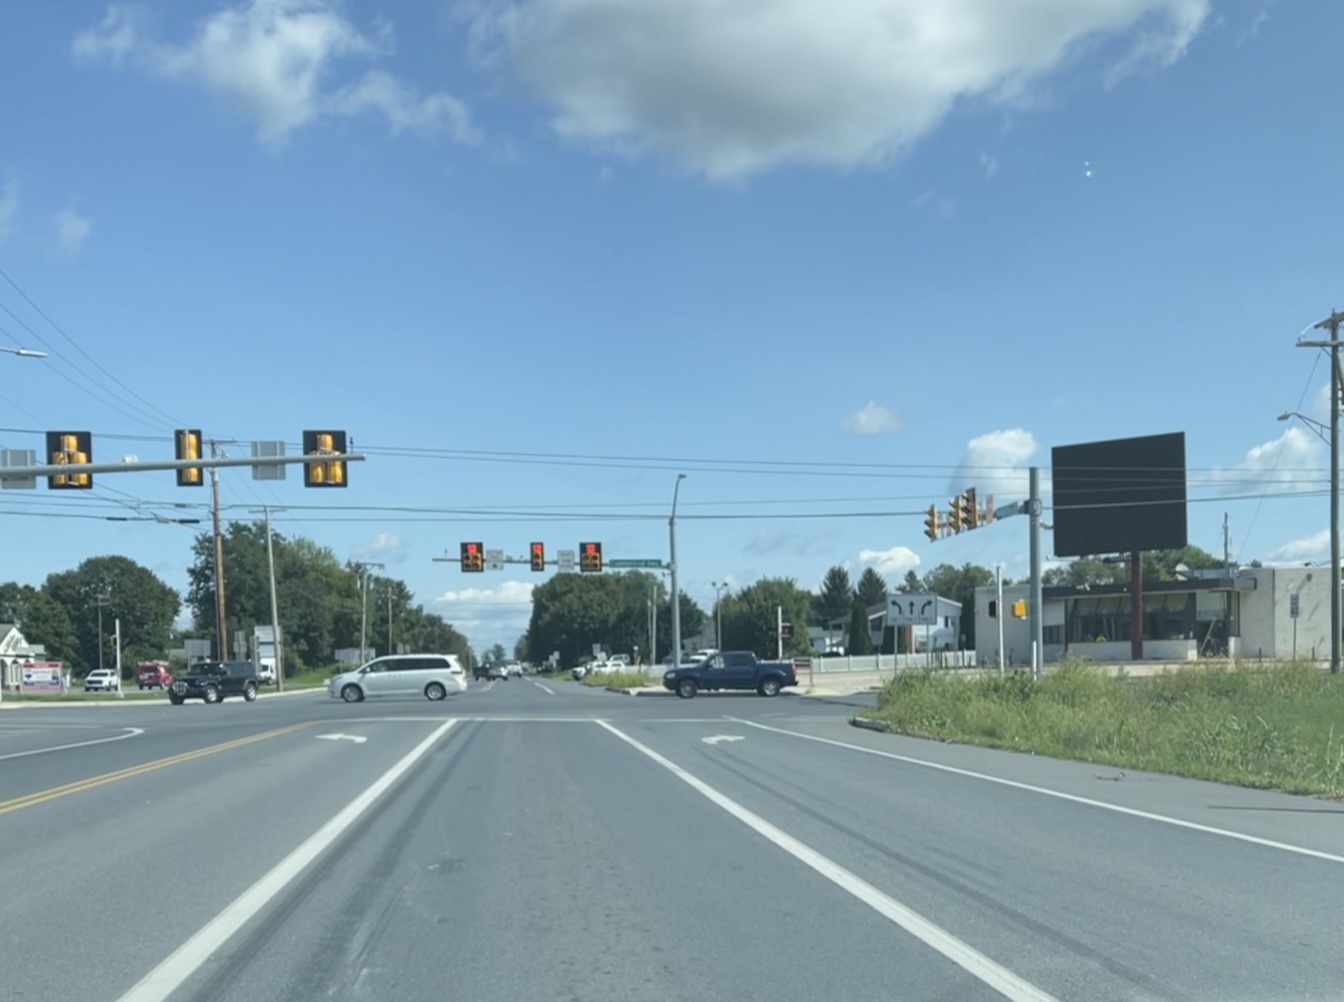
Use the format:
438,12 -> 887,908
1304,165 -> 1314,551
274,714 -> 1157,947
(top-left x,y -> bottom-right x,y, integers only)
1042,557 -> 1128,588
899,569 -> 922,594
719,577 -> 813,658
0,582 -> 78,664
816,565 -> 852,625
513,633 -> 529,661
44,556 -> 180,677
854,566 -> 889,609
847,598 -> 874,655
486,643 -> 507,663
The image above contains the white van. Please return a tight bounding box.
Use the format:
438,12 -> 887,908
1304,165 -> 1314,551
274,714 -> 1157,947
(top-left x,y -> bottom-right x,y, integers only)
328,653 -> 467,703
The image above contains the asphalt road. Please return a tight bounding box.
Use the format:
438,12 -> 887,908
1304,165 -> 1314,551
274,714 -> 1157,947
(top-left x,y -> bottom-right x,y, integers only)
2,677 -> 1341,1001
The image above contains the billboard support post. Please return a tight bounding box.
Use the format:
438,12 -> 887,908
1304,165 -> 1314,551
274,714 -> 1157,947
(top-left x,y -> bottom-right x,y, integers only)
1130,550 -> 1144,662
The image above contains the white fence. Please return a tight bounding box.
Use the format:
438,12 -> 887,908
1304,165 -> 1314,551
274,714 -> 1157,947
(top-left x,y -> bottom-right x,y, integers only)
804,651 -> 977,673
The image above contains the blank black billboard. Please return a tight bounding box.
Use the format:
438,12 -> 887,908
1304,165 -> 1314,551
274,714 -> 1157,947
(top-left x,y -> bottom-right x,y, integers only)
1050,432 -> 1187,557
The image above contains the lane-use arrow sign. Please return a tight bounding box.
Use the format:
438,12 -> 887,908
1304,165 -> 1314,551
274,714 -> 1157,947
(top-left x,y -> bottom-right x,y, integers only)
701,735 -> 744,746
316,733 -> 367,744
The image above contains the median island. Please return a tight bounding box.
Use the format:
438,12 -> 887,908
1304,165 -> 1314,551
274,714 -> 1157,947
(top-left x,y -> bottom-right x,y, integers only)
858,661 -> 1344,798
581,670 -> 653,689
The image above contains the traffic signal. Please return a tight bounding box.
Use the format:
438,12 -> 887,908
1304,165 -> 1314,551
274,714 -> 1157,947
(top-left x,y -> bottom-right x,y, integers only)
947,496 -> 964,533
460,541 -> 485,572
46,431 -> 92,489
982,493 -> 995,524
176,429 -> 203,487
964,488 -> 979,528
530,542 -> 546,572
923,505 -> 939,542
579,541 -> 603,572
1011,599 -> 1028,619
781,622 -> 793,639
302,430 -> 348,488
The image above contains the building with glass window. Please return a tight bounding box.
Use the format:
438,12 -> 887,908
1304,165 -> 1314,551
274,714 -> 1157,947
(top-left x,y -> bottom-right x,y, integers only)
972,565 -> 1328,666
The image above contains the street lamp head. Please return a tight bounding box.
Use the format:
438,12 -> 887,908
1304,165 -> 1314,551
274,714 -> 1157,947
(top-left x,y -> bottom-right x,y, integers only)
1277,412 -> 1293,422
14,348 -> 46,358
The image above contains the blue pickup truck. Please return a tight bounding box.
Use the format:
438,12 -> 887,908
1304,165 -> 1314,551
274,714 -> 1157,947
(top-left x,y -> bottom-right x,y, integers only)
662,650 -> 798,699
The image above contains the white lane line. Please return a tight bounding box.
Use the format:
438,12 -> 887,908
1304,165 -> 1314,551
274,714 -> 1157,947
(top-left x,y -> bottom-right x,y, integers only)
533,681 -> 555,695
115,719 -> 459,1002
597,720 -> 1060,1002
0,726 -> 144,761
729,718 -> 1344,867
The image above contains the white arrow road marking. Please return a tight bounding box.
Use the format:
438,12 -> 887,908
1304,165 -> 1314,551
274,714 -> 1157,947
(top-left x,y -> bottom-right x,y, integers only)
316,733 -> 367,744
701,735 -> 744,746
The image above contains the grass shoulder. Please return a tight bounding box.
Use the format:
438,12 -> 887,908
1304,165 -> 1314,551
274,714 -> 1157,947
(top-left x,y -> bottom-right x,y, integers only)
581,670 -> 654,689
859,660 -> 1344,798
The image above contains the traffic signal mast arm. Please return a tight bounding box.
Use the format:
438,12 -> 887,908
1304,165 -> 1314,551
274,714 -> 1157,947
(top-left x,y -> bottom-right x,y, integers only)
925,489 -> 997,540
0,452 -> 366,482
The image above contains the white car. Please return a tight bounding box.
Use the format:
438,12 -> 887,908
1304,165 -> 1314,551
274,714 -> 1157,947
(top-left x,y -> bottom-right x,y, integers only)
328,654 -> 467,703
83,669 -> 120,692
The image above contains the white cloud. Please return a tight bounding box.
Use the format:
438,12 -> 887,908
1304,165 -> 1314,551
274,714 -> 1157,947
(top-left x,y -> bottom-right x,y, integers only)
0,178 -> 16,242
75,0 -> 477,146
433,579 -> 534,646
843,401 -> 902,435
55,208 -> 91,258
466,0 -> 1210,180
1209,425 -> 1323,494
858,545 -> 921,576
911,188 -> 957,218
1272,529 -> 1328,564
951,427 -> 1043,502
351,531 -> 406,563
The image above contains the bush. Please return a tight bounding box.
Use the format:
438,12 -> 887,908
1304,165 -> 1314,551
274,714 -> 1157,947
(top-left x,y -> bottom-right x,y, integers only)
581,670 -> 653,689
862,660 -> 1344,796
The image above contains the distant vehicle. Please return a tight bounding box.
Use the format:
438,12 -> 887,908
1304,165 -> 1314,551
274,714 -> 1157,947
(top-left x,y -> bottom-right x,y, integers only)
83,669 -> 119,693
169,661 -> 258,705
662,651 -> 798,699
328,653 -> 467,703
136,661 -> 173,690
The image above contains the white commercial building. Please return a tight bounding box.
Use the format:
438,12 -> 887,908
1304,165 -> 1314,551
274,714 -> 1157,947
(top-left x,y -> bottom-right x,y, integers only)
973,566 -> 1330,666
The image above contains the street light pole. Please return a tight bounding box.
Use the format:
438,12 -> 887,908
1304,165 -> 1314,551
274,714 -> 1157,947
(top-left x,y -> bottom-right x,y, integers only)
0,346 -> 47,358
712,582 -> 727,650
669,474 -> 687,671
1296,310 -> 1344,672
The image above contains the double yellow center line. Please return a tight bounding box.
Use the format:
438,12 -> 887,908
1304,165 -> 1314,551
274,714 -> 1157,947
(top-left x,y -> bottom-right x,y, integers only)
0,721 -> 312,817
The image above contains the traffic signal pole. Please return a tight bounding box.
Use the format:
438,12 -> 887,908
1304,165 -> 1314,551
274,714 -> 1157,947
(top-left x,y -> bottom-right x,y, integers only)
1029,466 -> 1044,680
210,440 -> 228,662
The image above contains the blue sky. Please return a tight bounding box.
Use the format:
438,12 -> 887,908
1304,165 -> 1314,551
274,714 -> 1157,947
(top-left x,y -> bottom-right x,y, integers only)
0,0 -> 1337,651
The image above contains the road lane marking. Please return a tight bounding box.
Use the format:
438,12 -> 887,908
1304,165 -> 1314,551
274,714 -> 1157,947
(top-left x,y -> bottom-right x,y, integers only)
701,735 -> 744,746
597,720 -> 1061,1002
315,733 -> 367,744
533,681 -> 555,695
116,718 -> 458,1002
729,718 -> 1344,867
0,723 -> 312,817
0,726 -> 144,761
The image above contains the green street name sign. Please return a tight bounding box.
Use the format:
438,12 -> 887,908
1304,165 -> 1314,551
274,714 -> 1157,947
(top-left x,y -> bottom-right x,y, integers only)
608,559 -> 664,569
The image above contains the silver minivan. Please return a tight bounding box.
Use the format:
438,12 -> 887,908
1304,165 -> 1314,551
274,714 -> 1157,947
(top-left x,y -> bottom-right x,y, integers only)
328,654 -> 467,703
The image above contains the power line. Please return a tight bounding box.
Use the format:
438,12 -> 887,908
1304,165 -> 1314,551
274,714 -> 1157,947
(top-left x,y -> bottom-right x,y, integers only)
0,265 -> 185,428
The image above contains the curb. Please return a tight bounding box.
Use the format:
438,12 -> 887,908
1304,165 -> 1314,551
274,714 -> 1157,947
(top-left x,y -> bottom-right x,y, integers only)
849,715 -> 891,733
0,685 -> 323,709
604,686 -> 634,695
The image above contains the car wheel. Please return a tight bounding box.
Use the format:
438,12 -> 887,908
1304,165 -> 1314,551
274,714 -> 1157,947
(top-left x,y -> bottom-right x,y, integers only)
758,677 -> 781,697
169,695 -> 184,705
243,682 -> 258,702
425,682 -> 447,701
202,685 -> 220,704
677,678 -> 698,699
341,684 -> 363,703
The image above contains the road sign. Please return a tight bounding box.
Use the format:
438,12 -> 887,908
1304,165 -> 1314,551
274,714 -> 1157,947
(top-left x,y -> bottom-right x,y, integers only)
485,548 -> 505,571
888,593 -> 940,627
1290,592 -> 1300,619
609,559 -> 664,569
556,549 -> 576,573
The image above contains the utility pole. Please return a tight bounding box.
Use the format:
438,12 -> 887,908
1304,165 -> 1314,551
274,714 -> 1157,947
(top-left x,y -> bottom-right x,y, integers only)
262,506 -> 284,691
669,474 -> 687,671
89,594 -> 111,674
1028,466 -> 1044,679
995,565 -> 1004,676
209,439 -> 228,660
650,588 -> 658,667
387,586 -> 393,654
354,561 -> 384,661
1297,310 -> 1344,673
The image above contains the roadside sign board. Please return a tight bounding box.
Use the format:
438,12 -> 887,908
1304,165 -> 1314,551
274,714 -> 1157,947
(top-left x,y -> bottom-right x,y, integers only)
485,548 -> 505,571
556,549 -> 576,573
1290,593 -> 1300,619
609,559 -> 664,569
20,660 -> 62,693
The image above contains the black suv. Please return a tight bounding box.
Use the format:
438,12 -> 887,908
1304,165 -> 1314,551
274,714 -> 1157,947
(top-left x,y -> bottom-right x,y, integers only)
168,660 -> 259,705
